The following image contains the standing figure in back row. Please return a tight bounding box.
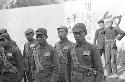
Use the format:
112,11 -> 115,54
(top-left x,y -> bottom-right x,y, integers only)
23,28 -> 36,82
94,20 -> 105,57
55,26 -> 73,82
33,28 -> 59,82
103,20 -> 125,78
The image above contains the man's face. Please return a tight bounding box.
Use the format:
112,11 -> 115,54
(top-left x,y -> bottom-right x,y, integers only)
105,21 -> 113,27
99,23 -> 104,28
58,29 -> 67,39
73,29 -> 86,43
0,38 -> 9,47
36,34 -> 47,44
25,33 -> 34,42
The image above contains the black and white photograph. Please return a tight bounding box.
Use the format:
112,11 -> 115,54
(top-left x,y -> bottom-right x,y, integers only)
0,0 -> 125,82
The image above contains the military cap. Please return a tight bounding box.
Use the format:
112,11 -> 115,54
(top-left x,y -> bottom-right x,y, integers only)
57,26 -> 68,32
98,19 -> 104,24
25,28 -> 34,35
0,28 -> 7,35
35,28 -> 47,36
72,23 -> 87,33
0,33 -> 10,39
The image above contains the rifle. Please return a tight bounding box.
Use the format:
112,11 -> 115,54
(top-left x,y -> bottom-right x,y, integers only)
0,47 -> 18,73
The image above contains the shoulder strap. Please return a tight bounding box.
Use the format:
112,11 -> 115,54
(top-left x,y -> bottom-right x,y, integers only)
32,46 -> 44,72
25,42 -> 30,56
55,42 -> 66,58
70,44 -> 95,72
70,44 -> 81,67
55,42 -> 67,64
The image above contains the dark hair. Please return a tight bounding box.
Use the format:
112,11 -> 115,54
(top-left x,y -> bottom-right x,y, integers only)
98,20 -> 104,24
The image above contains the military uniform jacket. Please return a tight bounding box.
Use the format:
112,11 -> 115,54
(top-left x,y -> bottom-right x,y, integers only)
34,43 -> 59,74
69,41 -> 104,75
55,39 -> 73,74
23,40 -> 36,71
94,28 -> 105,49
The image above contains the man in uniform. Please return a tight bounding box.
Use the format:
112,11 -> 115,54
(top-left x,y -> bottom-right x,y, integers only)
55,26 -> 73,82
93,20 -> 105,57
104,20 -> 125,78
33,28 -> 59,82
0,28 -> 18,48
23,28 -> 36,82
68,23 -> 104,82
0,33 -> 23,82
0,28 -> 7,35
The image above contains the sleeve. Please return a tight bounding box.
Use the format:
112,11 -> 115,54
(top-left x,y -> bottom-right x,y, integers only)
22,44 -> 27,70
91,45 -> 104,75
115,27 -> 125,35
13,48 -> 24,81
115,27 -> 125,40
23,44 -> 26,59
13,48 -> 23,71
51,49 -> 59,73
66,48 -> 72,82
68,45 -> 75,74
93,30 -> 98,45
51,49 -> 59,82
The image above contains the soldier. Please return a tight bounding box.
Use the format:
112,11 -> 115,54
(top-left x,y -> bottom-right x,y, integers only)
33,28 -> 59,82
68,23 -> 104,82
104,20 -> 125,78
23,28 -> 36,82
55,26 -> 73,82
0,33 -> 23,82
0,28 -> 7,35
93,20 -> 105,57
0,28 -> 18,48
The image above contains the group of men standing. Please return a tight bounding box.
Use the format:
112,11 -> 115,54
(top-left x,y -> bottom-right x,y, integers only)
22,23 -> 104,82
0,18 -> 124,82
94,19 -> 125,78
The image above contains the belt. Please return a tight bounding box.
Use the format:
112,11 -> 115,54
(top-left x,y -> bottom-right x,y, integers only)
105,39 -> 116,42
73,70 -> 94,76
44,65 -> 53,68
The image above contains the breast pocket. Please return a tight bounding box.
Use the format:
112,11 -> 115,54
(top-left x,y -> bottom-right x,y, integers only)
82,51 -> 92,61
82,55 -> 92,61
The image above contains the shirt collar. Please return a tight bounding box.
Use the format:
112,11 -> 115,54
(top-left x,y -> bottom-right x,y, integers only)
75,40 -> 87,47
59,37 -> 68,44
39,41 -> 48,49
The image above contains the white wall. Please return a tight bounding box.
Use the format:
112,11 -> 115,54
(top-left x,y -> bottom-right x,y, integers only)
0,4 -> 65,51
